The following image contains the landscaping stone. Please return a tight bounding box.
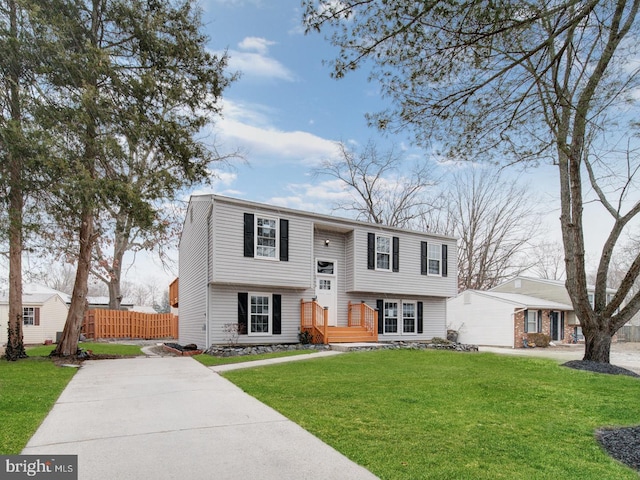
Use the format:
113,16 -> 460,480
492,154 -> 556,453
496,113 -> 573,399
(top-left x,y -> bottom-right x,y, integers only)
203,341 -> 478,357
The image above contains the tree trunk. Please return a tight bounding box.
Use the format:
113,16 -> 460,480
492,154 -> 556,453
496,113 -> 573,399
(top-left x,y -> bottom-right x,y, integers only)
582,325 -> 612,363
54,208 -> 95,357
5,0 -> 27,361
108,277 -> 122,310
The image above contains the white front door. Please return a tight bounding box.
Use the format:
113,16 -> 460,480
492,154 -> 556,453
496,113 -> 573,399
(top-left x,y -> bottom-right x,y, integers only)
315,259 -> 337,326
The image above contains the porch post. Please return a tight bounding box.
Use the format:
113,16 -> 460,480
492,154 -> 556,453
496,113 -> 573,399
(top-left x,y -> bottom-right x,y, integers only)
323,307 -> 329,344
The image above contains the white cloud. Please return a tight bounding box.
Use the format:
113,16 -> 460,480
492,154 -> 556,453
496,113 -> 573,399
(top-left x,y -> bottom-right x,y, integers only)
267,179 -> 353,213
238,36 -> 275,55
219,36 -> 296,82
215,99 -> 340,167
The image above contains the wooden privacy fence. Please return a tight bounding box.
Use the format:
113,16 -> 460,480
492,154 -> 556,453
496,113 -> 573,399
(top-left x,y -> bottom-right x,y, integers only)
82,309 -> 178,340
618,325 -> 640,343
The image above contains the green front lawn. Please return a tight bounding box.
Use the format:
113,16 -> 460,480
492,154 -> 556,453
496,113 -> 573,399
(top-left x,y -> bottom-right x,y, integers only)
26,342 -> 143,357
224,349 -> 640,479
0,358 -> 76,454
194,349 -> 317,366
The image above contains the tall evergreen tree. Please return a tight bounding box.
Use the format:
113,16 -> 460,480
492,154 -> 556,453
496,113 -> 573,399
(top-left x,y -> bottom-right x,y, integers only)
26,0 -> 233,356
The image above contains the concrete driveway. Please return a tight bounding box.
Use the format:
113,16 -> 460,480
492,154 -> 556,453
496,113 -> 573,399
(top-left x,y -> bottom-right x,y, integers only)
22,356 -> 378,480
479,342 -> 640,374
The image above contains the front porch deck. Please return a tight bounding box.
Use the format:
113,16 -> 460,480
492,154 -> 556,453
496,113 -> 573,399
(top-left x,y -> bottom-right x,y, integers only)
300,300 -> 378,344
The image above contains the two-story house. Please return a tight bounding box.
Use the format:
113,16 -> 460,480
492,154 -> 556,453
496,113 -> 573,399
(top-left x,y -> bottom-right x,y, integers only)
177,195 -> 458,348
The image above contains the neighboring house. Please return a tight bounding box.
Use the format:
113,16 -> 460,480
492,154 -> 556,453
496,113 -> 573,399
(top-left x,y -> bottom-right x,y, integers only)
448,275 -> 620,348
0,285 -> 70,345
178,195 -> 458,349
447,290 -> 573,348
490,276 -> 618,330
86,296 -> 135,310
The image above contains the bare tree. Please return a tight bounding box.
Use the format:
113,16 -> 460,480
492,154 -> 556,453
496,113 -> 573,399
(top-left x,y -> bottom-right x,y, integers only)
315,140 -> 438,228
530,241 -> 566,281
304,0 -> 640,363
425,168 -> 540,291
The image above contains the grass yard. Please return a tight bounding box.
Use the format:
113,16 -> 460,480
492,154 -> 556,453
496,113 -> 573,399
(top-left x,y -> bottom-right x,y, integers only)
26,342 -> 143,357
223,349 -> 640,479
0,358 -> 76,454
194,349 -> 316,366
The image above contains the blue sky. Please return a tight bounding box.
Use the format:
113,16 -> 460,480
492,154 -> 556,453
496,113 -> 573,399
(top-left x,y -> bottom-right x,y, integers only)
0,0 -> 626,294
131,0 -> 598,286
194,0 -> 422,211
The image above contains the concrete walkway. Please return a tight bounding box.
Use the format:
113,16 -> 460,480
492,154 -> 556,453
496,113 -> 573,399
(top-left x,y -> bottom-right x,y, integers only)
22,356 -> 378,480
479,344 -> 640,374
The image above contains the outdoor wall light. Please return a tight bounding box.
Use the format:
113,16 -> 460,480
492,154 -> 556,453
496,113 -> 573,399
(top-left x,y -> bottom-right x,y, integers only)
325,239 -> 330,246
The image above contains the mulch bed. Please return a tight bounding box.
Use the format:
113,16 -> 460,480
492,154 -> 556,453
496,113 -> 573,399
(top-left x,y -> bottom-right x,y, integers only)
563,360 -> 640,472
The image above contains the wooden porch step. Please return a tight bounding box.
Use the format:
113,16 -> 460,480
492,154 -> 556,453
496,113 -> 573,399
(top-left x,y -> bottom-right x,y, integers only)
326,326 -> 377,343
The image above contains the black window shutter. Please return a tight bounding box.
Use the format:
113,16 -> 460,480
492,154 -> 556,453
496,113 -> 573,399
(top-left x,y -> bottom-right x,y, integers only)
421,242 -> 428,275
392,237 -> 400,272
34,308 -> 40,326
367,233 -> 375,270
376,299 -> 384,334
238,293 -> 248,334
561,311 -> 565,340
417,302 -> 423,334
243,213 -> 254,258
538,310 -> 542,333
279,219 -> 289,262
442,244 -> 448,277
272,294 -> 282,335
523,309 -> 528,333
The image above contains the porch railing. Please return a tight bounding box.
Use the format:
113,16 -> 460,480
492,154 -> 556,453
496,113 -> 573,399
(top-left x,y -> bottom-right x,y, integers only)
300,300 -> 329,344
348,301 -> 378,339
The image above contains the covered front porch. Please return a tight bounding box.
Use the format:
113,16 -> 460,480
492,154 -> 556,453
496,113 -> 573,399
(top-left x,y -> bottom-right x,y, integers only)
300,300 -> 378,344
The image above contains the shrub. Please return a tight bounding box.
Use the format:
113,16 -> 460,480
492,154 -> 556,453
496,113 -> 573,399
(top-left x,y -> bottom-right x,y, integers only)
527,333 -> 551,348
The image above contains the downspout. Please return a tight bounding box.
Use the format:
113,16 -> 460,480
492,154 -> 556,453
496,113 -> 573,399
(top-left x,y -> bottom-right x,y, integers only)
205,199 -> 214,349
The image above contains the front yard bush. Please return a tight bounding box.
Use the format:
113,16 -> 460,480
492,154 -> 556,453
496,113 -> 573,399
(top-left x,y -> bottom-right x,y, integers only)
527,332 -> 551,347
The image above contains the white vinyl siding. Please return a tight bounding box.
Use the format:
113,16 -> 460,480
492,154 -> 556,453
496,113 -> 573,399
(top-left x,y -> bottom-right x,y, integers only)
0,295 -> 68,346
178,197 -> 210,348
447,291 -> 516,347
211,201 -> 312,289
352,230 -> 457,297
208,285 -> 302,345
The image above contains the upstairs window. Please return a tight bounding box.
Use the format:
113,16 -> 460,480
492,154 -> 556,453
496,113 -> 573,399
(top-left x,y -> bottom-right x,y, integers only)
421,242 -> 448,277
367,233 -> 399,271
243,213 -> 288,261
428,244 -> 441,275
256,217 -> 277,259
376,236 -> 391,270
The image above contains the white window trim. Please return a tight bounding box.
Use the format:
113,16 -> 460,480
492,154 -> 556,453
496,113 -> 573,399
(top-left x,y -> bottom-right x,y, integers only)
375,234 -> 391,271
23,307 -> 35,326
382,299 -> 399,334
526,310 -> 539,333
248,292 -> 272,336
402,301 -> 417,335
254,215 -> 279,261
427,243 -> 442,276
381,299 -> 418,335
